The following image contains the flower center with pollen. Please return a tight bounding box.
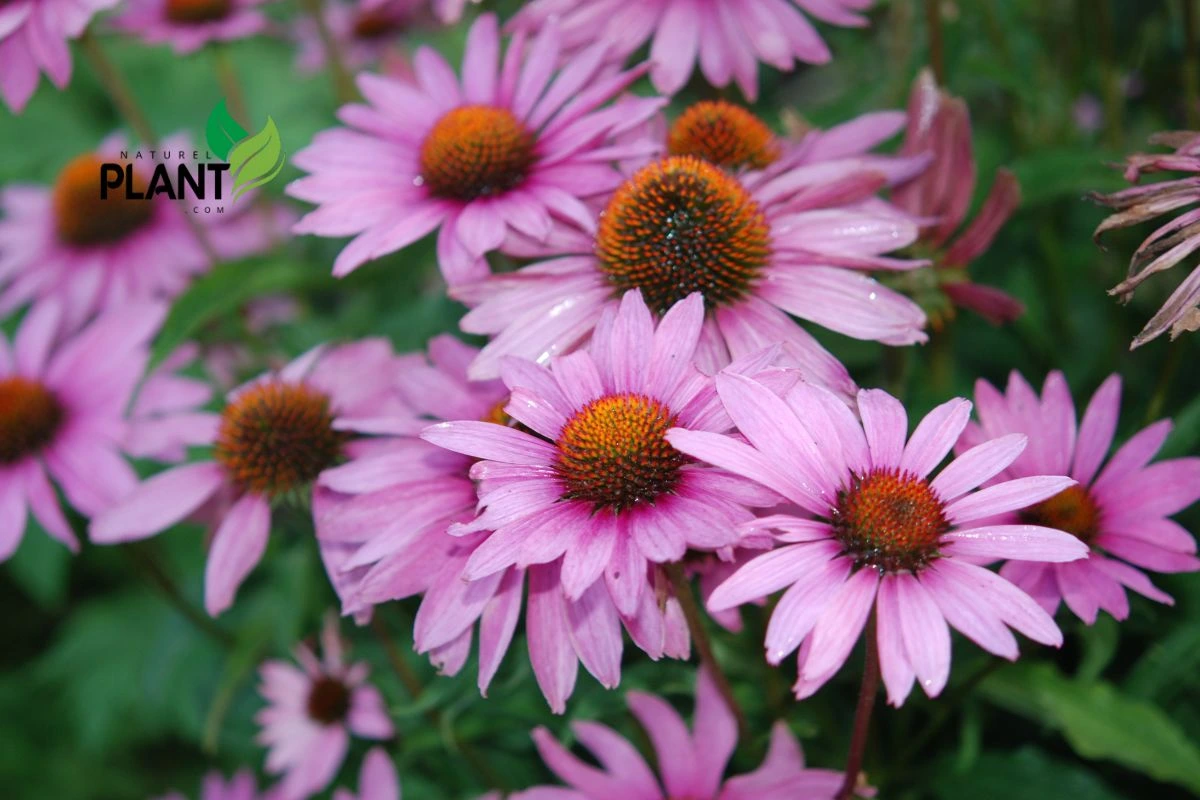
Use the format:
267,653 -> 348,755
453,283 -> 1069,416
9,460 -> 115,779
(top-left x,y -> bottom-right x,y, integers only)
668,100 -> 780,170
0,377 -> 64,464
165,0 -> 233,24
306,676 -> 351,725
418,106 -> 536,201
1019,484 -> 1100,546
214,382 -> 347,496
52,155 -> 153,247
353,8 -> 403,39
832,469 -> 950,573
595,156 -> 770,314
555,394 -> 684,513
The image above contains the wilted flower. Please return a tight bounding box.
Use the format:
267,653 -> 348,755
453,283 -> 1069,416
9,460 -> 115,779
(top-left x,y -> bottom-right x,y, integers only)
890,69 -> 1023,329
1092,130 -> 1200,347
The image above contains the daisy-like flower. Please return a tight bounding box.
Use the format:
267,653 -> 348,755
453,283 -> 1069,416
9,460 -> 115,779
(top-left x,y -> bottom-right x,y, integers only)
1091,131 -> 1200,347
111,0 -> 272,54
153,770 -> 278,800
668,376 -> 1089,704
456,149 -> 927,384
0,0 -> 118,112
889,69 -> 1023,329
91,339 -> 407,615
293,0 -> 424,74
287,13 -> 664,284
516,667 -> 860,800
507,0 -> 872,101
422,291 -> 777,624
0,299 -> 167,561
958,370 -> 1200,623
257,617 -> 394,800
0,134 -> 287,331
125,343 -> 221,463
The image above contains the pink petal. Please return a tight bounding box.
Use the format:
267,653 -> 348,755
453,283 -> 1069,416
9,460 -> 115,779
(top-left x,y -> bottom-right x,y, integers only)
204,493 -> 271,616
1071,375 -> 1121,486
943,524 -> 1089,562
858,388 -> 907,470
943,476 -> 1076,525
90,462 -> 226,544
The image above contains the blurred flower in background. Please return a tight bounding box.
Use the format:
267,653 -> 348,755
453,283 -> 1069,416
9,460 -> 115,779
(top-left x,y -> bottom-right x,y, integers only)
1092,130 -> 1200,348
112,0 -> 274,54
507,0 -> 873,100
0,0 -> 118,112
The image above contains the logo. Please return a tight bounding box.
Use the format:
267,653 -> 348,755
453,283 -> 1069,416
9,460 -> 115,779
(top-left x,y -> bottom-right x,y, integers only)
99,98 -> 286,214
205,99 -> 287,202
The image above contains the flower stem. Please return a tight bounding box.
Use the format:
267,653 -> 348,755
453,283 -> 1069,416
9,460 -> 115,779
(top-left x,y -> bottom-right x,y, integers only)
369,613 -> 508,792
211,45 -> 251,130
666,562 -> 749,740
124,541 -> 233,649
1185,0 -> 1200,128
300,0 -> 358,105
924,0 -> 946,84
78,28 -> 221,263
1145,337 -> 1184,423
836,613 -> 879,800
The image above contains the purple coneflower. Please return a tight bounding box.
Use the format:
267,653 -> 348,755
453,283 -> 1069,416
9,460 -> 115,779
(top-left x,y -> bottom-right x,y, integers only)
0,0 -> 118,112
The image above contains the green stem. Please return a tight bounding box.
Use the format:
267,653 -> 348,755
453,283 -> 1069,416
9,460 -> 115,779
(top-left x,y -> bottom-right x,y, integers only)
301,0 -> 358,104
666,562 -> 749,741
924,0 -> 946,84
124,541 -> 233,649
836,613 -> 879,800
1096,0 -> 1124,151
211,46 -> 251,130
369,614 -> 508,791
1145,338 -> 1185,423
1185,0 -> 1200,128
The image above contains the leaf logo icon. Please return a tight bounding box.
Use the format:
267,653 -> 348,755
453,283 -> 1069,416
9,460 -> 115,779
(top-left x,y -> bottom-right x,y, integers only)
228,117 -> 286,203
205,99 -> 248,161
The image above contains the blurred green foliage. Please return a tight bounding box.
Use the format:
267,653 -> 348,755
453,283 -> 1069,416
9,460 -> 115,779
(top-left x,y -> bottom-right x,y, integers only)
2,0 -> 1200,798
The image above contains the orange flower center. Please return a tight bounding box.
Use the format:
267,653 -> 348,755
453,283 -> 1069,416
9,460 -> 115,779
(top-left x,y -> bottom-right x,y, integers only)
1019,484 -> 1100,545
668,100 -> 780,170
214,382 -> 347,496
595,156 -> 770,314
0,377 -> 64,465
52,155 -> 153,247
555,394 -> 684,513
833,469 -> 949,573
306,676 -> 350,725
353,8 -> 405,38
418,106 -> 536,201
165,0 -> 233,24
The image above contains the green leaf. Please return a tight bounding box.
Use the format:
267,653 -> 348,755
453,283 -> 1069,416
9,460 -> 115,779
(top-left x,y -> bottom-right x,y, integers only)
933,748 -> 1129,800
5,523 -> 70,610
148,257 -> 321,369
228,116 -> 286,202
1009,149 -> 1125,207
1125,622 -> 1200,703
980,662 -> 1200,793
204,99 -> 249,161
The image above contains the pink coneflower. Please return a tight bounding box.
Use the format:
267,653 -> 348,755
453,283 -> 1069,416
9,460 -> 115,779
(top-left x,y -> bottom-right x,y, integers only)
0,0 -> 118,112
422,291 -> 778,619
516,667 -> 860,800
0,134 -> 286,331
256,617 -> 394,800
456,150 -> 927,383
958,370 -> 1200,623
890,69 -> 1023,329
312,334 -> 503,618
507,0 -> 872,101
91,339 -> 407,615
0,299 -> 166,561
287,13 -> 664,285
1092,131 -> 1200,347
154,770 -> 278,800
125,343 -> 221,462
111,0 -> 272,53
293,0 -> 424,74
668,376 -> 1088,704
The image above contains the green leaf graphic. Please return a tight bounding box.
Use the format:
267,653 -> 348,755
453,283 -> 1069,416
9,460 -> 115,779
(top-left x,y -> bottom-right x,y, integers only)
227,116 -> 286,202
204,99 -> 248,161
